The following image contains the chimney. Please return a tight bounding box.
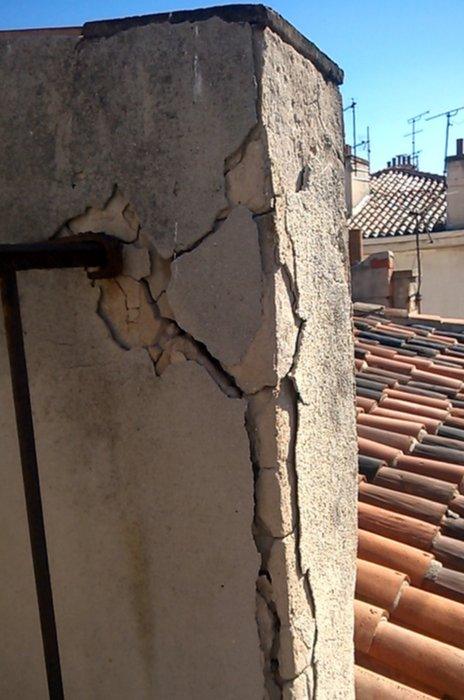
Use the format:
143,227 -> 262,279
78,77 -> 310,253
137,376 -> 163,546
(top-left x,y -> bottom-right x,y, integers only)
348,228 -> 363,266
387,154 -> 415,171
446,138 -> 464,230
345,144 -> 370,216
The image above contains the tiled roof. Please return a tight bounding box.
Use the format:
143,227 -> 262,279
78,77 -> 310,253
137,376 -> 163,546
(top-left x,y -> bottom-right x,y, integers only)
354,306 -> 464,698
350,168 -> 446,239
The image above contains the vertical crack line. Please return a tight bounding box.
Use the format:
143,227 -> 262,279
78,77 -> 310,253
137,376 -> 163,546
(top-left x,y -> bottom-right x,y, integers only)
245,401 -> 283,697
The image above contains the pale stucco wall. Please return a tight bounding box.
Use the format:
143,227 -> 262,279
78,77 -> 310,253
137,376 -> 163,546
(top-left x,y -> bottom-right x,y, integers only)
0,8 -> 356,699
364,230 -> 464,318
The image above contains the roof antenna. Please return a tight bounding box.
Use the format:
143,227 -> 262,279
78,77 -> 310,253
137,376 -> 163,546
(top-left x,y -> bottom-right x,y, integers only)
344,99 -> 357,172
426,106 -> 464,174
354,126 -> 371,165
404,111 -> 429,168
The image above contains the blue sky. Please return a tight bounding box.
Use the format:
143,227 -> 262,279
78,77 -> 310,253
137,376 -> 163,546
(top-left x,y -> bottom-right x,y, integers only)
2,0 -> 463,174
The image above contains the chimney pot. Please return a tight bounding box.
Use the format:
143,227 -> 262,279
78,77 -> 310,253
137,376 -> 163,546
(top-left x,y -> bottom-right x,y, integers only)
457,138 -> 463,157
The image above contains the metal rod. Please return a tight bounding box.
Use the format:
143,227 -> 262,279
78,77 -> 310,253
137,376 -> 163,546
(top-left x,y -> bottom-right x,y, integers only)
444,112 -> 451,174
0,270 -> 64,700
427,106 -> 464,175
352,100 -> 357,165
405,111 -> 429,168
0,237 -> 108,273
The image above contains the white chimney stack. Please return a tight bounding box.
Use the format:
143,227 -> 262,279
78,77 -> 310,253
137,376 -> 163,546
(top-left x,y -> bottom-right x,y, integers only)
446,138 -> 464,230
344,145 -> 370,216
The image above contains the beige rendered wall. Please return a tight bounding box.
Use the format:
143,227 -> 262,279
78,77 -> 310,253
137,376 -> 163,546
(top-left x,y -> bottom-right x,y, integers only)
0,9 -> 356,699
364,230 -> 464,317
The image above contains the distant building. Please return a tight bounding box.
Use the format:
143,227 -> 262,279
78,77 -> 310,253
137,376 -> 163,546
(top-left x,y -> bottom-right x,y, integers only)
347,139 -> 464,317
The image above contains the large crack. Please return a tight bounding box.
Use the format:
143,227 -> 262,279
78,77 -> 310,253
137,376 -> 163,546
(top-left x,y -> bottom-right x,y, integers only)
56,95 -> 315,694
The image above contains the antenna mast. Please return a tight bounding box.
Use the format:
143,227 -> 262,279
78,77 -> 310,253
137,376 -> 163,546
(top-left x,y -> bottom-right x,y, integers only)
405,110 -> 429,168
426,106 -> 464,174
354,127 -> 371,163
344,99 -> 357,169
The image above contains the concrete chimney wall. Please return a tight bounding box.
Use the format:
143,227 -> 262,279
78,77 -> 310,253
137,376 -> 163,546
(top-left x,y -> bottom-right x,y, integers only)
345,147 -> 370,216
0,7 -> 357,699
446,138 -> 464,230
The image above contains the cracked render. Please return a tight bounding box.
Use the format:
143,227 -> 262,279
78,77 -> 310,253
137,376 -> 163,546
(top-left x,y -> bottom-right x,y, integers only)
0,8 -> 356,699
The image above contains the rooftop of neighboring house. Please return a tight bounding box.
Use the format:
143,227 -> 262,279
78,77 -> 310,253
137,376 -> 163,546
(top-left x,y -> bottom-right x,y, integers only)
353,302 -> 464,697
350,166 -> 446,238
347,138 -> 464,239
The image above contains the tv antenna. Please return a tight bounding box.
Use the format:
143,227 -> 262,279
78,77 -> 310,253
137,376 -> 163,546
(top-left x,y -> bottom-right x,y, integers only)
426,106 -> 464,174
404,111 -> 429,168
355,126 -> 371,163
344,99 -> 357,162
344,101 -> 370,172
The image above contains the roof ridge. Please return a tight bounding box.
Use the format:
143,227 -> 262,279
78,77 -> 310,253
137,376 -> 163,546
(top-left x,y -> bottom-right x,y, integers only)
372,168 -> 446,183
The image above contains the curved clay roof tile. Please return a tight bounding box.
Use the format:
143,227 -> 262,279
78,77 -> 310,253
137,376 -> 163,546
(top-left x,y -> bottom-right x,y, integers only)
368,615 -> 464,697
392,582 -> 464,648
354,600 -> 387,655
379,397 -> 449,421
371,407 -> 440,434
395,455 -> 464,489
355,665 -> 435,699
423,565 -> 464,602
358,437 -> 402,465
356,558 -> 408,613
358,481 -> 447,525
357,424 -> 416,452
357,529 -> 434,587
432,533 -> 464,573
373,466 -> 458,505
383,387 -> 450,410
358,501 -> 439,551
357,413 -> 424,439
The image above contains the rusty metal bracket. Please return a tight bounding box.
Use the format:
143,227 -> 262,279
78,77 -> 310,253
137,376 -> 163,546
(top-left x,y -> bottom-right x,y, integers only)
0,234 -> 123,700
0,232 -> 123,278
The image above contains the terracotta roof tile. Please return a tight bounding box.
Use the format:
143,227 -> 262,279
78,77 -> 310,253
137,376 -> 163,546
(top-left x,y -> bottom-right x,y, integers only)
357,529 -> 435,586
355,665 -> 435,698
357,413 -> 424,438
358,501 -> 440,550
355,651 -> 442,697
393,583 -> 464,649
373,466 -> 458,504
423,565 -> 464,601
356,559 -> 408,612
358,481 -> 448,525
349,168 -> 446,239
354,309 -> 464,695
395,454 -> 464,488
368,615 -> 464,697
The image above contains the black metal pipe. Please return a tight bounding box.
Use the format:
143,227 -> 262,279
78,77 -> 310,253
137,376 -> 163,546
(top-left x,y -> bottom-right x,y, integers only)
0,270 -> 64,700
0,238 -> 107,273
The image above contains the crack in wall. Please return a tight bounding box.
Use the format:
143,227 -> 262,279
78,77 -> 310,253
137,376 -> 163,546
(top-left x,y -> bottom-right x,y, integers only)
250,26 -> 322,698
56,106 -> 314,697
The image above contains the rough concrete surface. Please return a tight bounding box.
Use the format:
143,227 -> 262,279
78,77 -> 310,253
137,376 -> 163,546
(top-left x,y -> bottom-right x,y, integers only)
0,10 -> 356,699
0,18 -> 257,255
167,206 -> 263,367
256,27 -> 357,697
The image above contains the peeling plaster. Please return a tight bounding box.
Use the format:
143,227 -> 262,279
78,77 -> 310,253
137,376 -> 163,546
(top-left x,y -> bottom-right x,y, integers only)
0,16 -> 357,699
36,22 -> 355,697
60,149 -> 310,698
